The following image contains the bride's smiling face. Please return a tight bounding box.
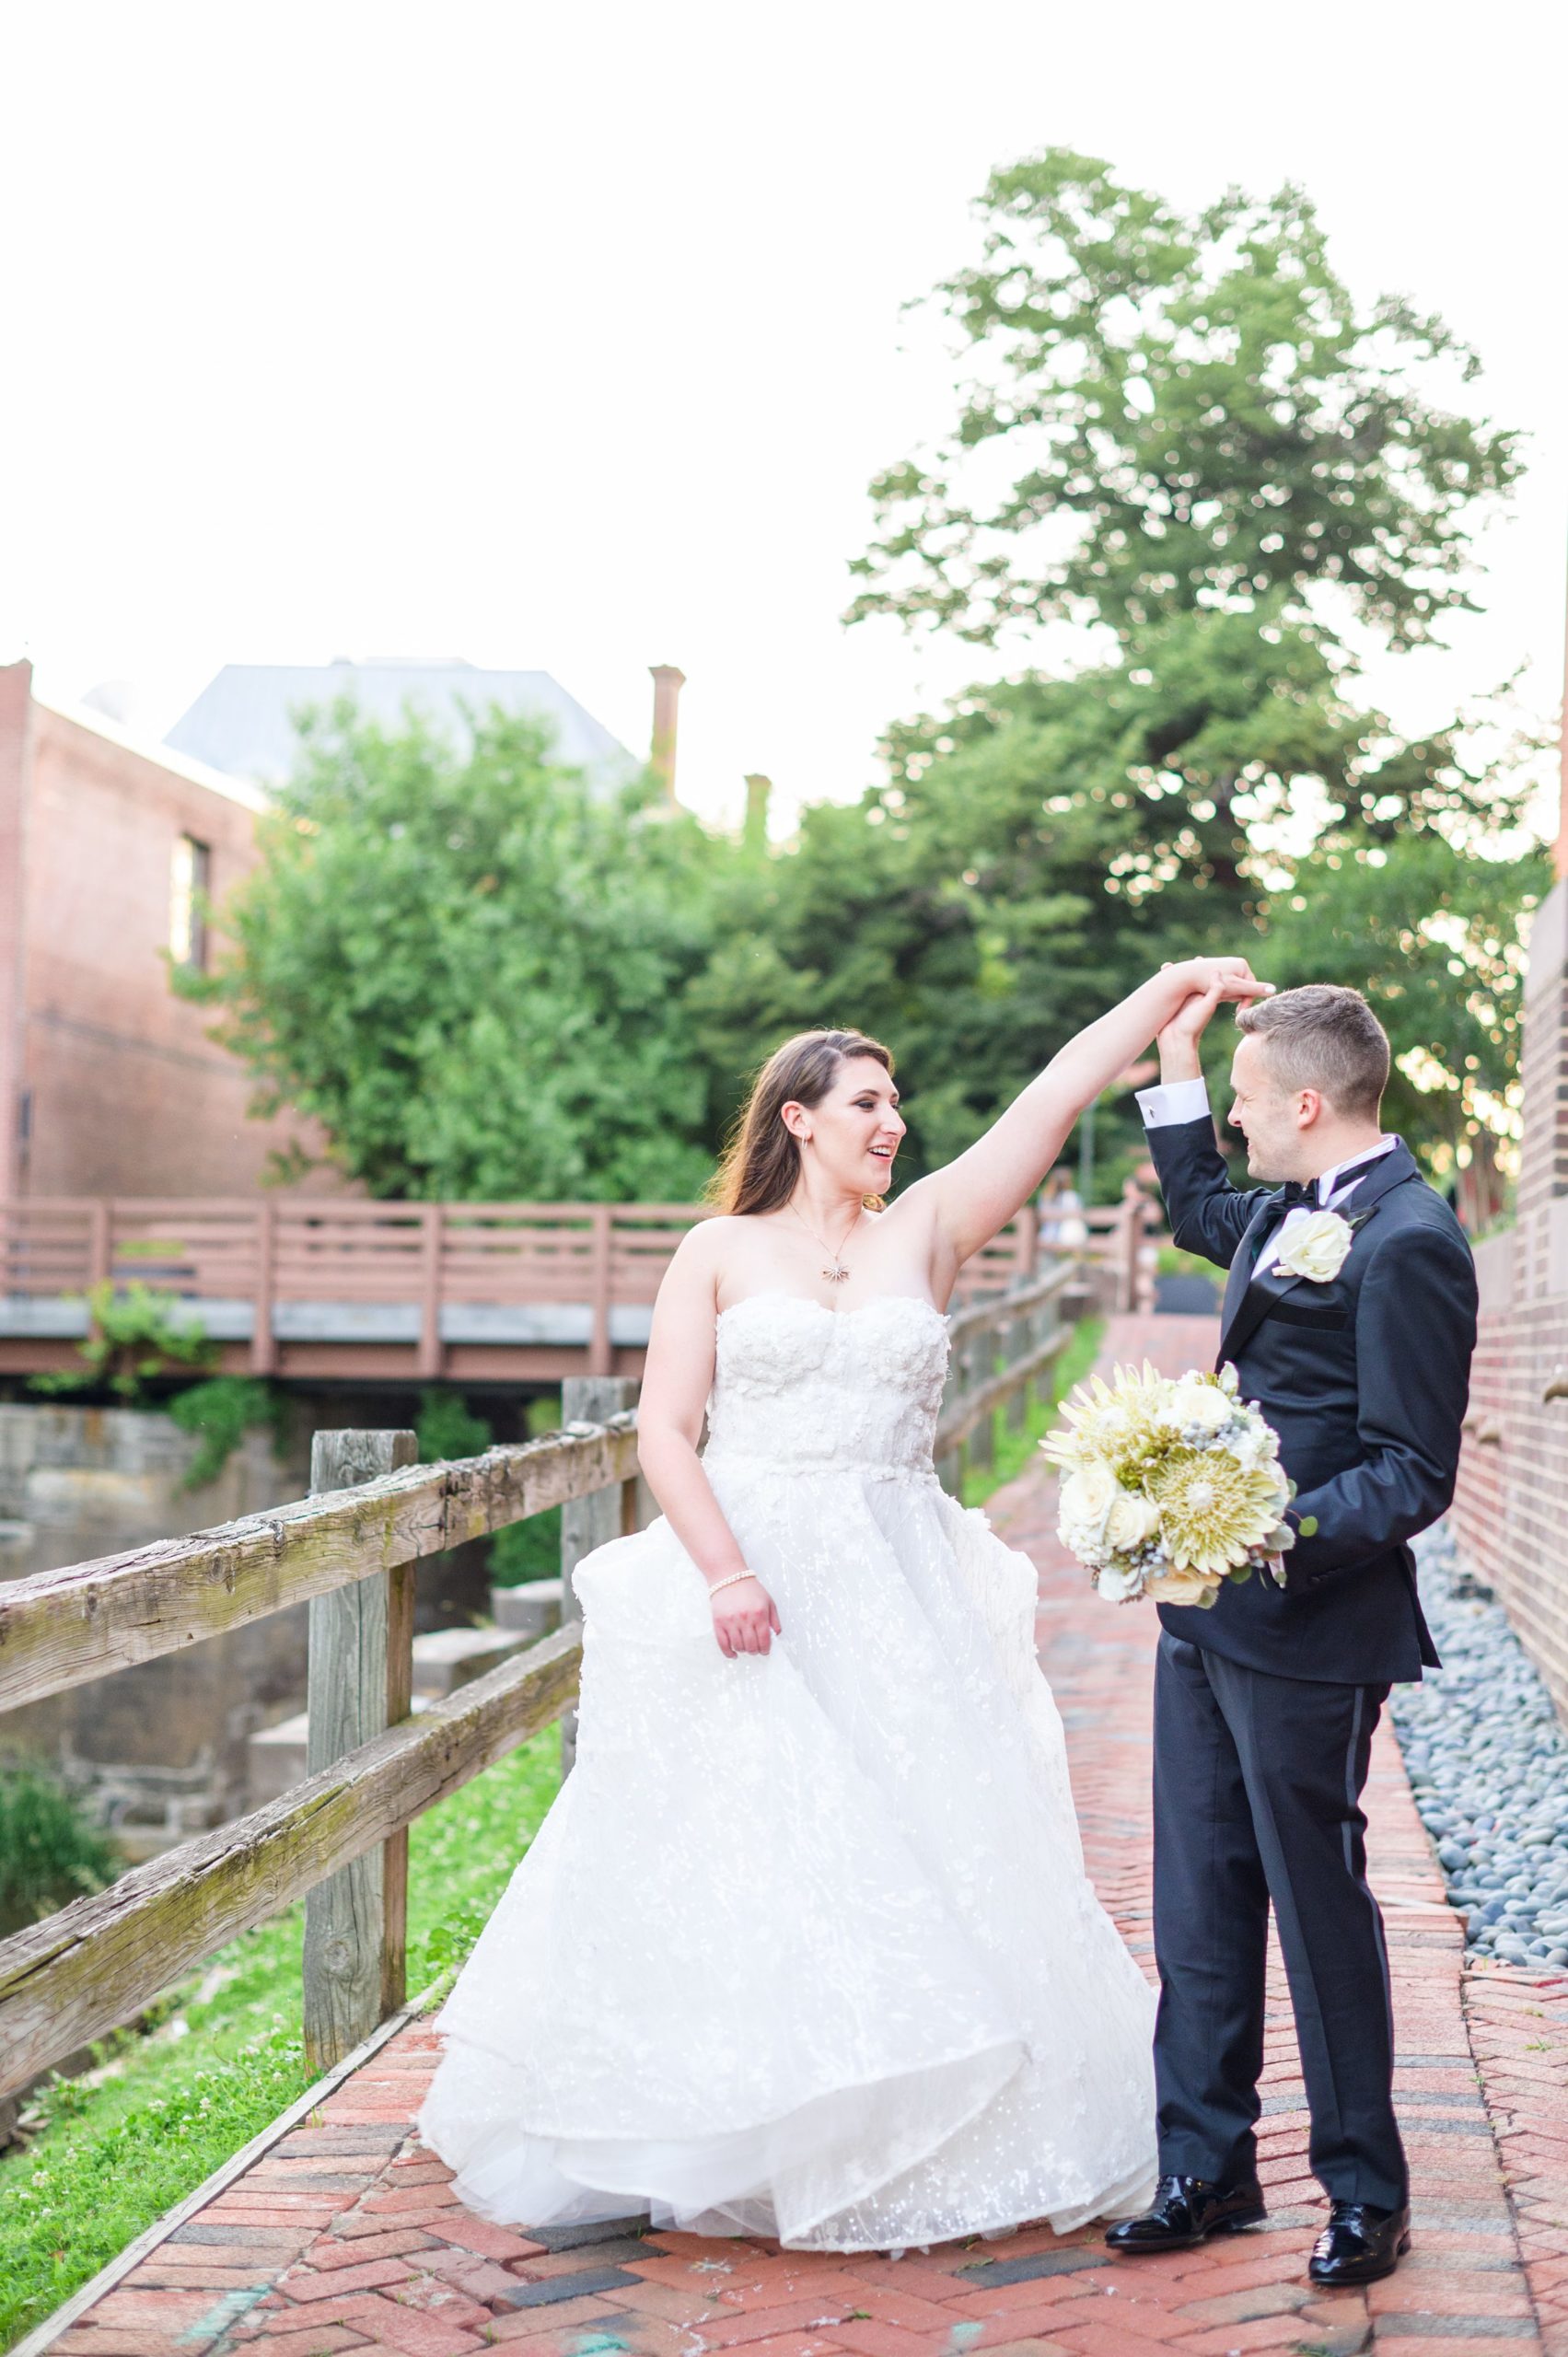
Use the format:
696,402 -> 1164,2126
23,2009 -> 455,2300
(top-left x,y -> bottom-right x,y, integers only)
783,1056 -> 905,1198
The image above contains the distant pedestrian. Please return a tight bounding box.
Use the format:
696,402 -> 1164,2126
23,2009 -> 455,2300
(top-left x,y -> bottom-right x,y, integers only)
1039,1167 -> 1087,1250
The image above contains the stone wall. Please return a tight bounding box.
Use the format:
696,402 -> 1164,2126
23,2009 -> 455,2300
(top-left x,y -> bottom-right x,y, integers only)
0,1403 -> 312,1857
1450,875 -> 1568,1722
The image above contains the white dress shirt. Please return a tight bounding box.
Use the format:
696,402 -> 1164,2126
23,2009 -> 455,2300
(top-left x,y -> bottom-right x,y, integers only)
1135,1077 -> 1397,1275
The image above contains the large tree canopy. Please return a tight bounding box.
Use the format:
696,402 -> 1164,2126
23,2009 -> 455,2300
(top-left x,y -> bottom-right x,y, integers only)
849,151 -> 1520,651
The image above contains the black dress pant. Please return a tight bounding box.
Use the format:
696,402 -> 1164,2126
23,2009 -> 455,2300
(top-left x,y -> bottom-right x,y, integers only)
1152,1632 -> 1406,2212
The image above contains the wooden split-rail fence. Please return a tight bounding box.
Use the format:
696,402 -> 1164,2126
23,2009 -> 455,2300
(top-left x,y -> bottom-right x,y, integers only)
0,1260 -> 1088,2107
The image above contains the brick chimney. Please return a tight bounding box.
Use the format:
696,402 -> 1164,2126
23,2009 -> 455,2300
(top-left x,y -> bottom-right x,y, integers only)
743,772 -> 771,852
648,666 -> 685,802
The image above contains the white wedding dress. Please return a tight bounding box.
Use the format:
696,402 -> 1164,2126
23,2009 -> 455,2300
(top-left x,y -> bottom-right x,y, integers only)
418,1293 -> 1156,2250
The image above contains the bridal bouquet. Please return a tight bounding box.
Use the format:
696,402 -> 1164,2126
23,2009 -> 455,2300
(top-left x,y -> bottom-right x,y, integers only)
1043,1362 -> 1295,1610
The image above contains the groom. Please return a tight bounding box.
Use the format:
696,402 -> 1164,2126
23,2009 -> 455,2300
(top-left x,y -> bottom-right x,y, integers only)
1106,981 -> 1477,2287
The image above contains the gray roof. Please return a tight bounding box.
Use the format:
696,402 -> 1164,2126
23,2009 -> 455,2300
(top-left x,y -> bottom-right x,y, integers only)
164,660 -> 638,791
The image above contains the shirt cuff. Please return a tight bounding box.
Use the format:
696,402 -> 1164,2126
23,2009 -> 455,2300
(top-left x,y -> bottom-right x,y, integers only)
1136,1077 -> 1212,1130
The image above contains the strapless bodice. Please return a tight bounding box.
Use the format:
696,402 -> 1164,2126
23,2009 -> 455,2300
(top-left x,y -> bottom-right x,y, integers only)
703,1292 -> 949,1480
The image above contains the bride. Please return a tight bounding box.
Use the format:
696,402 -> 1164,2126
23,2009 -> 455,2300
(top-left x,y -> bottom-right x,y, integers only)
418,956 -> 1268,2251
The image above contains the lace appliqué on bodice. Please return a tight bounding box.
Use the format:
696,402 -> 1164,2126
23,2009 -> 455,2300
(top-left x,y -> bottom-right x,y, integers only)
705,1293 -> 948,1478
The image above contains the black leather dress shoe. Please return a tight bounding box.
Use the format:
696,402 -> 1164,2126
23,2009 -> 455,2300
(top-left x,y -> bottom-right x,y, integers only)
1105,2173 -> 1267,2253
1307,2201 -> 1411,2285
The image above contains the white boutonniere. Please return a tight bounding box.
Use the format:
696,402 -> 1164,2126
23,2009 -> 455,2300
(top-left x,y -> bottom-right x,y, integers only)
1272,1207 -> 1360,1283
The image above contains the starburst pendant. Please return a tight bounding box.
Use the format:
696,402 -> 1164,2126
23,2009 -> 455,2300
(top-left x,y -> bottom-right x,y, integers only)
824,1263 -> 850,1283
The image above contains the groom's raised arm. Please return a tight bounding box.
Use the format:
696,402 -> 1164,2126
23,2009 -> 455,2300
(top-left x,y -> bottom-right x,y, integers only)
1137,1081 -> 1260,1271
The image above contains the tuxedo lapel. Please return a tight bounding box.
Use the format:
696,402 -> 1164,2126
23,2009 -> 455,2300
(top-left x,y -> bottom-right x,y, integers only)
1216,1191 -> 1292,1365
1213,1140 -> 1423,1372
1218,1251 -> 1299,1369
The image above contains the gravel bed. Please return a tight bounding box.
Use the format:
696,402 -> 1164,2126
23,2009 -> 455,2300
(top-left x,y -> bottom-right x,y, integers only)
1390,1524 -> 1568,1971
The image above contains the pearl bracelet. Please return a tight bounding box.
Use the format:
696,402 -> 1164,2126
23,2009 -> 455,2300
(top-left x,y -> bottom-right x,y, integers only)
706,1570 -> 757,1600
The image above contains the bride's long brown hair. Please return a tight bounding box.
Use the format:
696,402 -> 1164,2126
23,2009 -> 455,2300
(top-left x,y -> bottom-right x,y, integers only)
708,1029 -> 895,1217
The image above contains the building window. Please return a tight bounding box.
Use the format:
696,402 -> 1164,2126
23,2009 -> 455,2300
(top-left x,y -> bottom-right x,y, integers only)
169,835 -> 211,970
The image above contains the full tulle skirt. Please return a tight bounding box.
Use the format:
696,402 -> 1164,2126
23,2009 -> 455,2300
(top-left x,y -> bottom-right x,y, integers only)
417,1461 -> 1156,2250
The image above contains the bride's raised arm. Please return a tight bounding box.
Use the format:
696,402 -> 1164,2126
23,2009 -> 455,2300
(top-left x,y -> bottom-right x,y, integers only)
904,958 -> 1271,1276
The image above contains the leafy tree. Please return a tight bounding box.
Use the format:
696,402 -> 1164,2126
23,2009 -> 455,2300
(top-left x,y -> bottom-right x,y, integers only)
849,151 -> 1520,650
180,704 -> 726,1201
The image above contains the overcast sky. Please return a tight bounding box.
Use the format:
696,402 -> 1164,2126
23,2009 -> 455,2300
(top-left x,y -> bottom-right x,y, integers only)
3,1 -> 1563,833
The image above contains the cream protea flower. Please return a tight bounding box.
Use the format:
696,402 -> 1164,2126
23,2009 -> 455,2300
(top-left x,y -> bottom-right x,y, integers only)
1145,1446 -> 1284,1576
1042,1363 -> 1171,1469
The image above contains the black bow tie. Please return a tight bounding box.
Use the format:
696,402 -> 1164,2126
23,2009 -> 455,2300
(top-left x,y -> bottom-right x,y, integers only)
1276,1179 -> 1318,1211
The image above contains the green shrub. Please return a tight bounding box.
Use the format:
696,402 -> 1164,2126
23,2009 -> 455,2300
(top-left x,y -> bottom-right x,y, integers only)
0,1759 -> 120,1940
415,1387 -> 494,1465
29,1283 -> 215,1405
490,1509 -> 562,1586
168,1377 -> 287,1492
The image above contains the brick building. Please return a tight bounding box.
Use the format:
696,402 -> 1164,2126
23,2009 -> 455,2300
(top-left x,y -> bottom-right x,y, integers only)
0,659 -> 332,1198
1450,613 -> 1568,1720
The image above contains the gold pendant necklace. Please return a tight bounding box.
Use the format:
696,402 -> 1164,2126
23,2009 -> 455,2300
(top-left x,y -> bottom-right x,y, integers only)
788,1202 -> 856,1284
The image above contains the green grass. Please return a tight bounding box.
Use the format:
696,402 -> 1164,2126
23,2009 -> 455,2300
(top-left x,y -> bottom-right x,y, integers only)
0,1727 -> 561,2352
1156,1243 -> 1225,1282
960,1316 -> 1104,1509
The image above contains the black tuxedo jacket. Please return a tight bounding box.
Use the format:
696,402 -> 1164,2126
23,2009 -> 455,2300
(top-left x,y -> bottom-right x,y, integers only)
1144,1118 -> 1478,1685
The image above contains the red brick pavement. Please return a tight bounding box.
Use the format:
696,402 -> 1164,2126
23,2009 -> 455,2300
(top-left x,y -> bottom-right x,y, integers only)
46,1314 -> 1568,2356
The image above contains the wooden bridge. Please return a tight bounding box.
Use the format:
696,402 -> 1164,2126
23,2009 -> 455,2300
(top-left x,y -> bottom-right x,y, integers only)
0,1192 -> 1156,1384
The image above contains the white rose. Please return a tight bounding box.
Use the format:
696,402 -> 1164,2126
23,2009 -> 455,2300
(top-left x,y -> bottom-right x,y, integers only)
1172,1381 -> 1232,1435
1105,1490 -> 1160,1550
1096,1558 -> 1145,1604
1061,1459 -> 1117,1522
1059,1459 -> 1118,1548
1272,1208 -> 1354,1284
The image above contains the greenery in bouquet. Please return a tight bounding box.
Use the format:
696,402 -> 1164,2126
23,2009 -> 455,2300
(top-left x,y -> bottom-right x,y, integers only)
1043,1363 -> 1295,1609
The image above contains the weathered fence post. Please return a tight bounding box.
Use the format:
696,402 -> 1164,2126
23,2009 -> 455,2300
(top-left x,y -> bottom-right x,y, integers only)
559,1376 -> 639,1777
1004,1310 -> 1031,1434
964,1324 -> 995,1475
303,1427 -> 418,2073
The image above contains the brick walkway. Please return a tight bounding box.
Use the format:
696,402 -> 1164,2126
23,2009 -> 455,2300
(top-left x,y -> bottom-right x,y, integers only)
49,1317 -> 1568,2357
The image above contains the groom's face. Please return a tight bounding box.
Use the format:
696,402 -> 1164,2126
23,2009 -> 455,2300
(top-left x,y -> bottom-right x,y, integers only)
1227,1034 -> 1311,1181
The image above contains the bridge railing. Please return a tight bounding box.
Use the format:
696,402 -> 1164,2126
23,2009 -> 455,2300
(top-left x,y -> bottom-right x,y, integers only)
0,1256 -> 1094,2106
0,1197 -> 1045,1376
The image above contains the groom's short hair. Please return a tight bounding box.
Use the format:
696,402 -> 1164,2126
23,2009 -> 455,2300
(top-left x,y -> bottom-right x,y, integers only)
1236,984 -> 1389,1118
